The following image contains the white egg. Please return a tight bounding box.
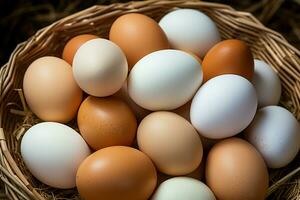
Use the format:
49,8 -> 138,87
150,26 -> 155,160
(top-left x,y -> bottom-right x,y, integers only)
253,59 -> 281,107
190,74 -> 257,139
244,106 -> 300,168
152,177 -> 216,200
128,49 -> 203,111
73,38 -> 128,97
159,9 -> 220,57
21,122 -> 91,189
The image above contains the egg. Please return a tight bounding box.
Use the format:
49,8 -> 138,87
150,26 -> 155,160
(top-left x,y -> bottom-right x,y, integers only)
77,96 -> 137,150
244,106 -> 300,168
23,56 -> 82,123
190,74 -> 257,139
109,13 -> 169,68
202,39 -> 254,82
62,34 -> 98,65
252,59 -> 281,107
152,177 -> 216,200
21,122 -> 90,189
113,81 -> 151,121
206,138 -> 269,200
157,158 -> 205,185
76,146 -> 157,200
159,9 -> 220,58
137,111 -> 203,175
73,38 -> 128,97
128,50 -> 203,110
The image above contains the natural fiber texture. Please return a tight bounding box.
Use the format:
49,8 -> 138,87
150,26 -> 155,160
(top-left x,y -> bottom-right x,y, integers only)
0,0 -> 299,199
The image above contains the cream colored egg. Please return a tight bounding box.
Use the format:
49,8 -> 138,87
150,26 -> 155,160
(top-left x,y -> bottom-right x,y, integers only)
73,38 -> 128,97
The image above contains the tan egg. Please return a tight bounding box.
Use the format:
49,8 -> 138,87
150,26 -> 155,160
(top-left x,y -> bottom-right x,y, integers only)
202,39 -> 254,82
77,96 -> 137,150
76,146 -> 157,200
157,158 -> 205,186
62,34 -> 98,65
206,138 -> 269,200
109,13 -> 169,69
23,56 -> 82,123
137,111 -> 203,176
113,80 -> 151,121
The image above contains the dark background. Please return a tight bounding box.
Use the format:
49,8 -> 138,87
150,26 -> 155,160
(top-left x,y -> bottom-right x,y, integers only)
0,0 -> 299,67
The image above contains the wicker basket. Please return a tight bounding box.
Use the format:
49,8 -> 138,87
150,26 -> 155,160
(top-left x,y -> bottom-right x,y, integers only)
0,0 -> 299,199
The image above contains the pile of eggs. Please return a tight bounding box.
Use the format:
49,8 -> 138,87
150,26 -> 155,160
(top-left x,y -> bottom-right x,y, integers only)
21,8 -> 299,200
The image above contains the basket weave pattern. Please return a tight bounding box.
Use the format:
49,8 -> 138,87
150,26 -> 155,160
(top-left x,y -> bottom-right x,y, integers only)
0,0 -> 299,199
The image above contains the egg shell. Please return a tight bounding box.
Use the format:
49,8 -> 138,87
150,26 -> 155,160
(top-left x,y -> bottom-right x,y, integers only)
128,49 -> 203,111
77,96 -> 137,150
76,146 -> 157,200
202,39 -> 254,82
137,111 -> 203,175
206,138 -> 269,200
23,56 -> 82,123
62,34 -> 98,65
159,9 -> 220,58
157,157 -> 206,185
190,74 -> 257,139
113,81 -> 151,121
244,106 -> 300,168
152,177 -> 216,200
109,13 -> 169,69
252,59 -> 281,107
21,122 -> 90,189
73,38 -> 128,97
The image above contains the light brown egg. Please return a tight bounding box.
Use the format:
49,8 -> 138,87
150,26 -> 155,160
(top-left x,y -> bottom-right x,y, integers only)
77,96 -> 137,150
109,13 -> 169,69
137,111 -> 203,176
157,158 -> 205,186
76,146 -> 157,200
113,80 -> 151,121
62,34 -> 98,65
23,56 -> 82,123
202,39 -> 254,82
206,138 -> 269,200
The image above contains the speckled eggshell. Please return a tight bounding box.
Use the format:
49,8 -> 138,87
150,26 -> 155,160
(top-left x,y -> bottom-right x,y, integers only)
77,96 -> 137,150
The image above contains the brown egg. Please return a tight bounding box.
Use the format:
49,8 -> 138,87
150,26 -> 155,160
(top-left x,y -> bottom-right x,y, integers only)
113,80 -> 151,121
23,56 -> 82,123
206,138 -> 269,200
62,34 -> 98,65
202,39 -> 254,82
77,96 -> 137,150
76,146 -> 157,200
109,13 -> 169,69
137,111 -> 203,176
